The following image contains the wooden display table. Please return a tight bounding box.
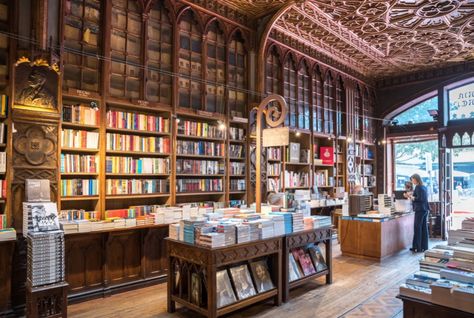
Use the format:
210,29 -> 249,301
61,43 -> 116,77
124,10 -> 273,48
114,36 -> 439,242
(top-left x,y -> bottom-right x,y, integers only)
340,213 -> 414,260
398,295 -> 473,318
166,237 -> 282,318
282,226 -> 333,302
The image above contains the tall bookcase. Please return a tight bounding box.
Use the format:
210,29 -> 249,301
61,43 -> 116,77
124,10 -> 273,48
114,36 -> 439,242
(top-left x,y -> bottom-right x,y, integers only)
228,119 -> 247,206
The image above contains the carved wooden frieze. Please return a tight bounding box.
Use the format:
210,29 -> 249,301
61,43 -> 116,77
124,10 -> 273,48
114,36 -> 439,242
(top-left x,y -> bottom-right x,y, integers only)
168,241 -> 209,266
14,57 -> 60,111
286,228 -> 332,249
212,238 -> 281,266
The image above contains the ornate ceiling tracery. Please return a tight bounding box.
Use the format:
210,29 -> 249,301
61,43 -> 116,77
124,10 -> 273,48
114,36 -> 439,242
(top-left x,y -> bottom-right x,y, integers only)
218,0 -> 474,78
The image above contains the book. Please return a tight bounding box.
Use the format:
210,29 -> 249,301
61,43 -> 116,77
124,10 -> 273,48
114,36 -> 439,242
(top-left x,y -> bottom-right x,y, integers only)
229,264 -> 257,300
308,244 -> 328,272
250,260 -> 275,293
216,269 -> 237,308
191,273 -> 202,306
293,248 -> 316,276
288,253 -> 302,281
26,179 -> 51,202
289,142 -> 300,163
23,202 -> 59,234
320,147 -> 334,165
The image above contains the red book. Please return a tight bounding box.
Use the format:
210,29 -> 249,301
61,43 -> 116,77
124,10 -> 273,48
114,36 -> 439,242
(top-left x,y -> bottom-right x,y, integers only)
320,147 -> 334,165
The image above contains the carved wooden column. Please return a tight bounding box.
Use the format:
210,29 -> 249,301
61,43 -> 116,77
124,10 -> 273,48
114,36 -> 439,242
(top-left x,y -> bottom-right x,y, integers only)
9,55 -> 61,314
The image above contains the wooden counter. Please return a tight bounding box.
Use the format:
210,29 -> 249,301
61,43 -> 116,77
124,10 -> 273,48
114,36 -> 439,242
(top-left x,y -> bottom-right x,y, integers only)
340,213 -> 414,260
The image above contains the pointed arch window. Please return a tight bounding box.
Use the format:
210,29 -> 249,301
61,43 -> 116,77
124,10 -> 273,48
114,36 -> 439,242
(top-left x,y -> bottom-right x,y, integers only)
205,21 -> 226,114
265,47 -> 281,96
228,31 -> 247,117
323,73 -> 335,134
283,55 -> 297,127
178,10 -> 202,110
298,62 -> 310,130
312,69 -> 323,133
146,2 -> 172,104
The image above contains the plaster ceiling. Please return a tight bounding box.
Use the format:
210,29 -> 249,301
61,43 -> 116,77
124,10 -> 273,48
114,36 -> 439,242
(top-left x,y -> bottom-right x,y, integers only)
220,0 -> 474,78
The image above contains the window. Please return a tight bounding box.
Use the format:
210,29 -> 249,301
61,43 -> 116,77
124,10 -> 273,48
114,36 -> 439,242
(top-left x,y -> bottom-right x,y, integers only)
298,62 -> 310,130
228,31 -> 247,117
265,47 -> 281,95
448,81 -> 474,120
283,55 -> 297,127
312,68 -> 323,133
63,0 -> 101,93
110,0 -> 142,99
146,2 -> 172,104
205,21 -> 225,114
392,96 -> 438,125
323,73 -> 335,134
394,139 -> 439,201
335,78 -> 345,136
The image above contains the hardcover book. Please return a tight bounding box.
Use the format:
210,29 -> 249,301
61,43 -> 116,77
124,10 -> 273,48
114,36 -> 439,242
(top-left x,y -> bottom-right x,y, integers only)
26,179 -> 51,202
250,260 -> 275,293
216,269 -> 237,308
308,244 -> 328,272
320,147 -> 334,165
29,202 -> 60,232
288,253 -> 303,281
229,264 -> 257,300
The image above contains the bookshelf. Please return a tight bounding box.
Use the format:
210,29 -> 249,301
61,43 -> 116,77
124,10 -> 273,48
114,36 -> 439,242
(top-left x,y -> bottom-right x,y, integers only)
0,94 -> 7,229
175,115 -> 226,204
105,105 -> 171,211
282,131 -> 311,191
267,146 -> 282,193
228,120 -> 247,206
313,134 -> 336,192
60,99 -> 101,216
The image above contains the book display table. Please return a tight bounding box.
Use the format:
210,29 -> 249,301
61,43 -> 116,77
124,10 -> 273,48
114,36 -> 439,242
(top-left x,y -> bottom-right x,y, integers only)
282,226 -> 333,302
398,295 -> 473,318
340,213 -> 414,260
166,237 -> 282,318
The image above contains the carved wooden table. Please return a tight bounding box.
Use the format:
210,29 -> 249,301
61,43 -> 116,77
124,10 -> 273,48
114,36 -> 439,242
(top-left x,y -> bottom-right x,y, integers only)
166,237 -> 282,318
282,226 -> 333,302
398,295 -> 473,318
26,281 -> 69,318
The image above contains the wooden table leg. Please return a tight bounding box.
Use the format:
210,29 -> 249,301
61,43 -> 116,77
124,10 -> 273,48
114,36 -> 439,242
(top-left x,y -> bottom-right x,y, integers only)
275,252 -> 282,306
281,246 -> 289,303
208,264 -> 217,318
325,238 -> 333,284
167,255 -> 175,313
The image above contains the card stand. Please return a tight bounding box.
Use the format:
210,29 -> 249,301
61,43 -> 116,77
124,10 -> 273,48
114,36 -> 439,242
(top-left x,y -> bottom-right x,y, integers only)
282,226 -> 333,302
26,281 -> 68,318
167,237 -> 282,318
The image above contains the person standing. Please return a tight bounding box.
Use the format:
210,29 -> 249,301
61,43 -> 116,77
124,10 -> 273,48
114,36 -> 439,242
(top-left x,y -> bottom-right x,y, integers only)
406,174 -> 429,252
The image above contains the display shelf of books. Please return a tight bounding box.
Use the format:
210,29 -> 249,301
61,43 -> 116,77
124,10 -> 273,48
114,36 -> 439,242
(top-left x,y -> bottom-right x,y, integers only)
282,132 -> 311,191
60,101 -> 101,215
283,226 -> 332,302
313,135 -> 336,193
355,142 -> 376,192
167,237 -> 282,318
176,116 -> 226,204
105,106 -> 172,210
227,123 -> 247,206
267,147 -> 282,193
335,139 -> 346,189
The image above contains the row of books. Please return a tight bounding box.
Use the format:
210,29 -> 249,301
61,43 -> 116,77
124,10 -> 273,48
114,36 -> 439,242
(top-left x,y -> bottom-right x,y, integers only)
176,179 -> 223,193
284,171 -> 309,188
61,179 -> 98,196
0,228 -> 15,241
177,120 -> 225,139
106,157 -> 169,174
186,261 -> 275,309
106,133 -> 170,153
267,163 -> 281,176
229,127 -> 244,140
0,214 -> 6,229
289,244 -> 328,281
60,209 -> 99,221
287,143 -> 310,164
107,110 -> 170,132
105,179 -> 169,195
177,140 -> 225,157
314,170 -> 334,187
267,178 -> 280,192
230,179 -> 245,191
229,144 -> 244,158
60,154 -> 97,173
230,162 -> 245,175
62,129 -> 99,149
267,147 -> 281,161
176,159 -> 224,175
63,104 -> 100,126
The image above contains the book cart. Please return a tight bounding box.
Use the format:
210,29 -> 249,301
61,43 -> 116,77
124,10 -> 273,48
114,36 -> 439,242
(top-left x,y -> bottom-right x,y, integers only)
166,237 -> 282,318
282,226 -> 333,302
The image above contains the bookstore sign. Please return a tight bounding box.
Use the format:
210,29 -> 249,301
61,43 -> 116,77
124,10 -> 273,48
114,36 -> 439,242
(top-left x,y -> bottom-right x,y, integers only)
262,127 -> 289,147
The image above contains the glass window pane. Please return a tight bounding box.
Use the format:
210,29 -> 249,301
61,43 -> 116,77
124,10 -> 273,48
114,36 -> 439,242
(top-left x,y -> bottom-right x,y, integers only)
392,96 -> 437,125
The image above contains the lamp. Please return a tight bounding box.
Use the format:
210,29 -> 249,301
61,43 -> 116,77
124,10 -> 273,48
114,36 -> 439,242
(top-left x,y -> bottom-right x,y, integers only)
427,109 -> 438,121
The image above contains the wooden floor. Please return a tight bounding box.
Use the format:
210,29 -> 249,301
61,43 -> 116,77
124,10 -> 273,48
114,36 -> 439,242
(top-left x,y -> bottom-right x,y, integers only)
68,242 -> 428,318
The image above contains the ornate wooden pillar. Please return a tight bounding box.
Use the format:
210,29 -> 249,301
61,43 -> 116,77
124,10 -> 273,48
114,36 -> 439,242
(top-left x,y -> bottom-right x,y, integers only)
9,54 -> 61,312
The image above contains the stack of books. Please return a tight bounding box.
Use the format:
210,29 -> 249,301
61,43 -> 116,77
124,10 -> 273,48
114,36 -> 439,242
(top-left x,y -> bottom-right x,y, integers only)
246,220 -> 260,241
217,224 -> 236,246
169,224 -> 180,240
200,232 -> 226,248
269,212 -> 292,234
235,224 -> 250,243
181,218 -> 206,244
292,212 -> 305,233
259,219 -> 274,239
27,230 -> 65,287
310,216 -> 332,229
268,214 -> 285,236
420,251 -> 451,274
462,218 -> 474,230
0,228 -> 16,241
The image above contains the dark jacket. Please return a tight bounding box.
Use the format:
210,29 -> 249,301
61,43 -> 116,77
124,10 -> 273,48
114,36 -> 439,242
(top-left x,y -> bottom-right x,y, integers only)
412,185 -> 429,213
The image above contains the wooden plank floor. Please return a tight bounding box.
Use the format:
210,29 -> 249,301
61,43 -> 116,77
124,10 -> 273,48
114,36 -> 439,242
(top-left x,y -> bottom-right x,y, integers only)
68,242 -> 426,318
